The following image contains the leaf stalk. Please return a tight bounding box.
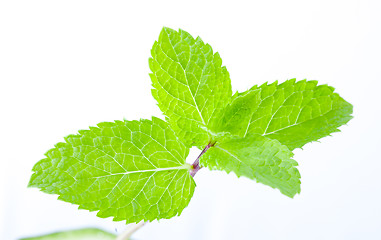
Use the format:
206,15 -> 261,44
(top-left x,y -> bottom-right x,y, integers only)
190,142 -> 214,177
116,221 -> 146,240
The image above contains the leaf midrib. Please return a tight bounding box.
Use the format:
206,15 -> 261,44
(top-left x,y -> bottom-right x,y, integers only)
163,28 -> 206,126
84,165 -> 191,180
243,86 -> 340,137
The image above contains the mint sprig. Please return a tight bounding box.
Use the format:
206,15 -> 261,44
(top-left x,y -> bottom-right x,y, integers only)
29,27 -> 353,224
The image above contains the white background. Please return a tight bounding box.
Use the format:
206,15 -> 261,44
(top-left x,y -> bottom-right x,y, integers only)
1,0 -> 380,239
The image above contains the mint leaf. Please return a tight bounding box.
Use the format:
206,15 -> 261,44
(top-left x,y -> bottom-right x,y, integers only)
29,117 -> 195,223
149,27 -> 232,147
213,89 -> 261,137
20,228 -> 116,240
219,79 -> 353,150
200,134 -> 301,198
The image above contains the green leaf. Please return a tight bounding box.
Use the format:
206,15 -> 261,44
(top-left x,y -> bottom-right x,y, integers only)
219,79 -> 353,150
29,117 -> 195,223
200,134 -> 301,198
20,228 -> 116,240
149,27 -> 232,147
213,89 -> 261,136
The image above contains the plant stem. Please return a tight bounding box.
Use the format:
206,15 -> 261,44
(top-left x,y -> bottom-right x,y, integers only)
116,143 -> 213,239
116,221 -> 146,240
190,142 -> 213,177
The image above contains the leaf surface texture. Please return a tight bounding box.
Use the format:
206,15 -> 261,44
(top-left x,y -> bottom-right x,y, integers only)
150,27 -> 232,147
200,134 -> 301,197
218,79 -> 353,150
29,117 -> 195,223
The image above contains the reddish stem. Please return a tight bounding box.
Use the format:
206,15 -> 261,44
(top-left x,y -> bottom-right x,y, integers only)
190,143 -> 213,177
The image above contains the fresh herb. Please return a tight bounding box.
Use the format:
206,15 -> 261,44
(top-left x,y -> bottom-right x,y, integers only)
29,27 -> 353,224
